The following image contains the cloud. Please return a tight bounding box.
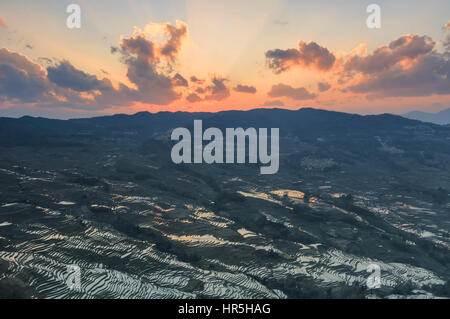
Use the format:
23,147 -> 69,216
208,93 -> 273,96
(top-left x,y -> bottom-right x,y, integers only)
261,100 -> 285,106
110,46 -> 120,54
43,60 -> 142,110
443,21 -> 450,30
266,40 -> 336,74
114,21 -> 191,105
172,73 -> 188,87
317,82 -> 331,92
0,49 -> 115,110
347,52 -> 450,97
233,84 -> 257,94
0,17 -> 6,28
204,76 -> 230,101
445,35 -> 450,51
343,34 -> 450,98
0,21 -> 205,111
344,34 -> 435,74
37,57 -> 53,65
0,48 -> 53,103
118,21 -> 188,64
0,48 -> 137,110
262,34 -> 447,99
186,93 -> 202,103
185,76 -> 231,101
444,24 -> 450,50
120,33 -> 157,62
121,55 -> 180,105
190,76 -> 204,84
47,61 -> 111,92
268,83 -> 317,100
159,21 -> 188,62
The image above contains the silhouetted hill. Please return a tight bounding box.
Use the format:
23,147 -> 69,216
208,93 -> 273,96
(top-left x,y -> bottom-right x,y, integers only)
201,108 -> 441,138
0,108 -> 449,150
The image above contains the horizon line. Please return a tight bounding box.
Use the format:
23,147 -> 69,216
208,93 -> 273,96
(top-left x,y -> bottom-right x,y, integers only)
0,106 -> 403,121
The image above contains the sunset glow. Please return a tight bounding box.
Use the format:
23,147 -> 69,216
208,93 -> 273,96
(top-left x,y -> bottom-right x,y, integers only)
0,0 -> 449,118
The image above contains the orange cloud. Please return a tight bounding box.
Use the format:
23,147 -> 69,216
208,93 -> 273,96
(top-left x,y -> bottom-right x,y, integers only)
0,17 -> 6,28
204,77 -> 230,101
266,40 -> 336,73
344,34 -> 435,74
234,84 -> 257,94
1,20 -> 238,112
443,20 -> 450,30
160,21 -> 188,62
186,93 -> 202,103
343,35 -> 449,98
111,21 -> 191,105
317,82 -> 331,92
265,33 -> 449,101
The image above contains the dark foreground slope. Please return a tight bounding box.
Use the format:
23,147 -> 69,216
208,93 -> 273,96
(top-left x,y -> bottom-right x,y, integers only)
0,108 -> 449,299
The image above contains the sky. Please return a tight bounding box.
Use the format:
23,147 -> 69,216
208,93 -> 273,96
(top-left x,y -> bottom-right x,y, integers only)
0,0 -> 449,119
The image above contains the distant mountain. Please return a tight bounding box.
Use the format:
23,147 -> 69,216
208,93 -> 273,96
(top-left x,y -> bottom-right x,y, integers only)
1,108 -> 449,160
0,107 -> 443,140
402,108 -> 450,125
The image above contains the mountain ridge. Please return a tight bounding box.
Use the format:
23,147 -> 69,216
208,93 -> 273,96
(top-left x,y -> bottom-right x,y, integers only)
1,107 -> 448,149
402,108 -> 450,125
